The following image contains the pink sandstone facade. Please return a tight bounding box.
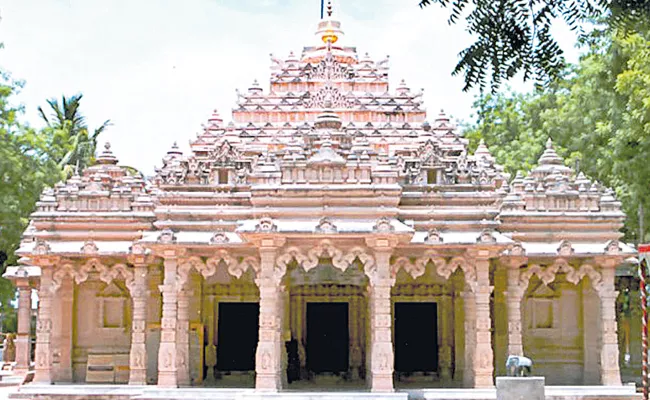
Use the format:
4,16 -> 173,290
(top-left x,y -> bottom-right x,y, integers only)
5,11 -> 639,394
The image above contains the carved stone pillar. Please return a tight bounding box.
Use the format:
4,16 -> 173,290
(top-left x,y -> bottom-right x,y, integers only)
57,278 -> 74,382
453,290 -> 465,384
367,248 -> 395,392
129,264 -> 148,385
598,266 -> 622,385
505,267 -> 525,356
255,247 -> 284,391
34,266 -> 54,384
176,287 -> 191,386
350,294 -> 362,380
203,295 -> 217,384
157,257 -> 178,387
15,281 -> 32,372
473,257 -> 494,388
439,293 -> 453,381
462,290 -> 476,388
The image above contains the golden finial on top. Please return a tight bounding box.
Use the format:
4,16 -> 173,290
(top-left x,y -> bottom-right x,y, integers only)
317,0 -> 342,44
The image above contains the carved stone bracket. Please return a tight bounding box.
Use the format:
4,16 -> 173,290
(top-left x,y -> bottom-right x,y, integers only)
276,243 -> 376,282
51,259 -> 137,293
177,251 -> 257,285
414,252 -> 476,291
390,257 -> 425,280
519,259 -> 603,292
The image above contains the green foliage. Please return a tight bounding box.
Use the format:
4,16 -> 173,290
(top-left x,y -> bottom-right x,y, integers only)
38,94 -> 111,177
464,30 -> 650,242
0,71 -> 63,309
418,0 -> 650,91
0,77 -> 110,311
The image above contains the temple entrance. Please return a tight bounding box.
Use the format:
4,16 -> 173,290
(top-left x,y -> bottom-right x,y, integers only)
216,303 -> 259,371
306,302 -> 349,374
394,302 -> 438,373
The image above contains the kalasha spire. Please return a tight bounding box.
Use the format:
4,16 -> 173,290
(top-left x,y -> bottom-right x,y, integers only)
316,0 -> 343,45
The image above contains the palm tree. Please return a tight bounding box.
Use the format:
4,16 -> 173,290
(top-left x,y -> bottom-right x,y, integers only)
38,94 -> 111,175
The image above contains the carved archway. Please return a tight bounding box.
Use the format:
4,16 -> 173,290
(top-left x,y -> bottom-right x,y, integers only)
178,251 -> 254,285
518,259 -> 603,293
405,252 -> 476,291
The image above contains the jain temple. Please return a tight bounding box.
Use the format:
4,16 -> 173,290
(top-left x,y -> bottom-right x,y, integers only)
4,6 -> 644,399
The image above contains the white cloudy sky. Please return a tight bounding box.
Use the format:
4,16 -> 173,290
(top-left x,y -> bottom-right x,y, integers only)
1,0 -> 580,174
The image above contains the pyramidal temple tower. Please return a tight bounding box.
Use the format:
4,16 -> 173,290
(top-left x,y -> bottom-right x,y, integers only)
9,3 -> 637,396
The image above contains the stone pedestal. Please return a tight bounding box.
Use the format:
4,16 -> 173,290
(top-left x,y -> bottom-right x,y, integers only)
129,264 -> 148,385
15,283 -> 32,372
496,377 -> 545,400
157,257 -> 179,387
367,249 -> 395,393
34,267 -> 54,384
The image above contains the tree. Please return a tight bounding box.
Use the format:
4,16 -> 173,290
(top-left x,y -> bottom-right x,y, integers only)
0,71 -> 63,309
38,94 -> 111,176
463,29 -> 650,242
418,0 -> 650,91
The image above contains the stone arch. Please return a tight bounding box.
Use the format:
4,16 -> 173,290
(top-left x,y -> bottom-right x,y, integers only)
178,251 -> 252,285
391,256 -> 425,280
99,263 -> 135,291
412,252 -> 476,291
303,240 -> 347,272
51,263 -> 77,293
519,259 -> 602,292
77,258 -> 109,285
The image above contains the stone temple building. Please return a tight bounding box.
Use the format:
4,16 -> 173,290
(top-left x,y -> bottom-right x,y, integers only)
5,7 -> 639,396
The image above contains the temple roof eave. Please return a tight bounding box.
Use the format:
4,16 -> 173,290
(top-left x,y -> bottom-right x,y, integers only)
2,265 -> 41,282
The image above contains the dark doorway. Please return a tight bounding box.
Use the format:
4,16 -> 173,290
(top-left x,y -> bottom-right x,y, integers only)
394,302 -> 438,373
217,302 -> 259,371
307,302 -> 349,373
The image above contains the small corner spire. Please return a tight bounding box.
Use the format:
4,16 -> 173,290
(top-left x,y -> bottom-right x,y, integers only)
327,0 -> 333,17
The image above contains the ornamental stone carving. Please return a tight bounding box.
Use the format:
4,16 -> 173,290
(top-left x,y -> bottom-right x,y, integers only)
303,240 -> 346,272
255,217 -> 278,233
477,229 -> 496,244
315,217 -> 337,234
81,239 -> 99,255
557,239 -> 574,256
157,229 -> 176,244
391,257 -> 425,280
228,256 -> 260,279
33,240 -> 51,256
372,217 -> 394,233
510,242 -> 526,256
425,229 -> 443,244
519,260 -> 603,290
210,230 -> 229,244
129,243 -> 148,256
604,239 -> 620,255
